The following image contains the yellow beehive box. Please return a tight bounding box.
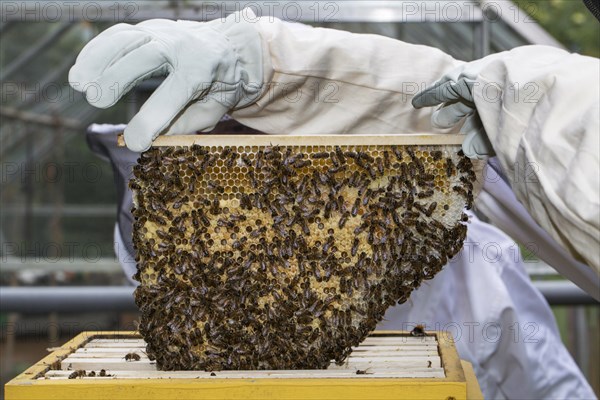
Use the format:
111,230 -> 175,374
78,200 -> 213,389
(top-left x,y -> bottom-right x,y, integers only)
5,331 -> 482,400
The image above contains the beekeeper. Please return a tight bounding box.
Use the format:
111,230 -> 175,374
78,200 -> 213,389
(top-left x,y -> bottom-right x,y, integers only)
73,10 -> 599,399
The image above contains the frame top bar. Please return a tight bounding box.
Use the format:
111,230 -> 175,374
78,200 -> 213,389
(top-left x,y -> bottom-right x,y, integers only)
117,134 -> 465,148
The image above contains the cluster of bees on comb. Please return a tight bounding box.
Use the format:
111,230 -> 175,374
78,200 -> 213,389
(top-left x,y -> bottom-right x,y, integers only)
130,141 -> 475,371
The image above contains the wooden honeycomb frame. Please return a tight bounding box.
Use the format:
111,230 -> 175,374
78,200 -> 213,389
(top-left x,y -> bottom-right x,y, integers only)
128,134 -> 475,371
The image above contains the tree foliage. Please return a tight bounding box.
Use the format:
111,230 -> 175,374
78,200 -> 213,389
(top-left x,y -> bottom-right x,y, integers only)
513,0 -> 600,57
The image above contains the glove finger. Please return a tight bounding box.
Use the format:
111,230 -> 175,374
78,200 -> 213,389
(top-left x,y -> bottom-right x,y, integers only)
75,23 -> 132,63
461,115 -> 495,159
163,97 -> 230,136
70,29 -> 152,91
431,101 -> 474,129
90,41 -> 168,108
459,113 -> 482,136
137,18 -> 181,26
412,78 -> 474,109
411,78 -> 452,108
123,74 -> 197,152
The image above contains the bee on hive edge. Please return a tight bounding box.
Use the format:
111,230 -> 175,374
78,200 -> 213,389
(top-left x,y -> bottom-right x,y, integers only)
356,368 -> 373,375
125,352 -> 141,361
68,370 -> 87,379
410,324 -> 426,337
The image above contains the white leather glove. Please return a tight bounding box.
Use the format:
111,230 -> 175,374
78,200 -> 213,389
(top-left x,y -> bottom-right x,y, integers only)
411,55 -> 502,160
69,10 -> 264,152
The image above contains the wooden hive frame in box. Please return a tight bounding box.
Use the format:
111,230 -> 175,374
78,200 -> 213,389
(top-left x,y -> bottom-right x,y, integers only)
4,331 -> 483,400
125,133 -> 476,371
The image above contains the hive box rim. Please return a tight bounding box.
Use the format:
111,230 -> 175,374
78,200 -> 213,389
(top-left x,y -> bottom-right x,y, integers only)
117,134 -> 465,147
4,331 -> 481,400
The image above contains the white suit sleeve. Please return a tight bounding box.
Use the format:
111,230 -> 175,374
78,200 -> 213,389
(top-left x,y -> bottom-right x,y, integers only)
476,159 -> 600,300
232,18 -> 463,135
471,46 -> 600,272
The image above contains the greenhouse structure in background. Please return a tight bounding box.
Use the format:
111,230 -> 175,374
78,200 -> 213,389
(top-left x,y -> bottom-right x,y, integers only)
0,0 -> 598,394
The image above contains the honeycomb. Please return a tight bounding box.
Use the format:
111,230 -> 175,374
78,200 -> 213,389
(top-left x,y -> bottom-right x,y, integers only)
130,142 -> 475,371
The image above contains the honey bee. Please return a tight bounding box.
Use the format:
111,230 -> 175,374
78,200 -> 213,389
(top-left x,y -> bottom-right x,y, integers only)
311,151 -> 329,159
254,151 -> 265,169
426,202 -> 437,217
220,147 -> 232,159
351,198 -> 360,217
207,181 -> 225,193
294,159 -> 312,169
226,152 -> 239,167
335,146 -> 346,164
323,236 -> 335,253
240,193 -> 252,210
248,171 -> 259,188
125,352 -> 141,361
452,185 -> 468,197
327,162 -> 346,174
391,145 -> 403,161
210,198 -> 220,215
362,189 -> 373,206
460,176 -> 474,191
410,324 -> 426,337
348,171 -> 360,187
358,151 -> 374,163
68,370 -> 87,379
445,158 -> 455,177
457,156 -> 472,173
241,154 -> 252,167
351,238 -> 360,257
324,201 -> 333,219
355,367 -> 372,375
383,151 -> 391,169
376,158 -> 384,175
367,166 -> 376,179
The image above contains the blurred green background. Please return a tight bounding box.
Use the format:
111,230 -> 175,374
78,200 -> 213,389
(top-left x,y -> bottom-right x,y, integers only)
513,0 -> 600,57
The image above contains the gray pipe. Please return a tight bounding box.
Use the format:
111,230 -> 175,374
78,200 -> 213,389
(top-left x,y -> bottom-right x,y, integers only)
534,281 -> 599,306
0,286 -> 137,313
0,281 -> 597,314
